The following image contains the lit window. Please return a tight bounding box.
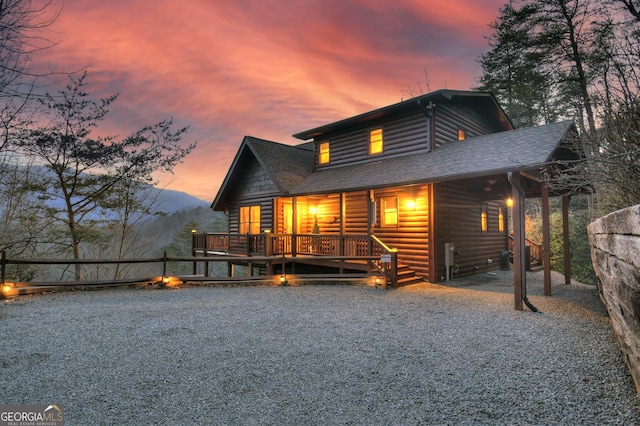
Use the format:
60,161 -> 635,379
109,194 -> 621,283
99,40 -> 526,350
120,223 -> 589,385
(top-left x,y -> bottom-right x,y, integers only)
498,207 -> 504,232
240,205 -> 261,234
458,128 -> 466,141
381,197 -> 398,227
481,203 -> 488,232
369,128 -> 383,155
319,141 -> 330,164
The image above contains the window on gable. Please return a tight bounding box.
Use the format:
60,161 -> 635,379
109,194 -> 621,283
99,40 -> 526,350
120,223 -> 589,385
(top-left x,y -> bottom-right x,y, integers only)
381,196 -> 398,227
458,128 -> 466,141
240,205 -> 261,234
369,128 -> 383,155
318,141 -> 330,165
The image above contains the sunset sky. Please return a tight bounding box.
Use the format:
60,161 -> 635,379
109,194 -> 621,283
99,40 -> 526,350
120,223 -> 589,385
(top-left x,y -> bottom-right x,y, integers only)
33,0 -> 506,201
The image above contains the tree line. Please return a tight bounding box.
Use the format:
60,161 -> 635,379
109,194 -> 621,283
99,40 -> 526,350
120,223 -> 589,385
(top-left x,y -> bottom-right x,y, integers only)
477,0 -> 640,214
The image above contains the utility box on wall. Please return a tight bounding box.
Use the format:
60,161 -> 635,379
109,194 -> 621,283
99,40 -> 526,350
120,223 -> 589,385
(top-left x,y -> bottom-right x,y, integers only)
444,243 -> 455,267
445,243 -> 456,282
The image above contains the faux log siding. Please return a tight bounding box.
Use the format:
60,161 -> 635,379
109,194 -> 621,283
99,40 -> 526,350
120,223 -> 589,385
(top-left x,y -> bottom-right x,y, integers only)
434,182 -> 507,280
372,185 -> 431,278
226,156 -> 278,233
228,196 -> 275,234
317,111 -> 430,169
344,192 -> 369,234
434,104 -> 494,148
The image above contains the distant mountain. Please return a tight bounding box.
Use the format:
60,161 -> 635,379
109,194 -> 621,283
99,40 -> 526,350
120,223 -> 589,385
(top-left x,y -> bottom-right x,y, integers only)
147,187 -> 210,215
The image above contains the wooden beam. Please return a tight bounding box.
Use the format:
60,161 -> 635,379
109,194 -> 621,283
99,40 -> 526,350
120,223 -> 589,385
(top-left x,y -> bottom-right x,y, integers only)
562,195 -> 571,285
428,183 -> 437,283
542,184 -> 551,296
511,172 -> 524,311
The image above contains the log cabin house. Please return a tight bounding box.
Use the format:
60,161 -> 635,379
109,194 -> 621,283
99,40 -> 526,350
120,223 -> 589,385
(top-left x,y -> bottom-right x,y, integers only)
198,89 -> 580,308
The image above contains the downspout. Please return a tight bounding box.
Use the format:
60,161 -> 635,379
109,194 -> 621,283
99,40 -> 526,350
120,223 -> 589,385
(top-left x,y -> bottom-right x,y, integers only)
508,172 -> 539,313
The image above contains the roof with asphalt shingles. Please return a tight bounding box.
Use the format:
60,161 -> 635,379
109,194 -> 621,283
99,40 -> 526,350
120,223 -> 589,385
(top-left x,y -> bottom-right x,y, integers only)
290,120 -> 577,195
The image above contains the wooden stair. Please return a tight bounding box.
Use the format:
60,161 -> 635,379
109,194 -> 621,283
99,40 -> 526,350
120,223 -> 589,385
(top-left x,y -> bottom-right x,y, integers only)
396,263 -> 425,286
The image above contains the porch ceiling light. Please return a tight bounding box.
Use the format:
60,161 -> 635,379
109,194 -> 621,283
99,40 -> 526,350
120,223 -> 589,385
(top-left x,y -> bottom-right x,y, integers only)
406,199 -> 417,210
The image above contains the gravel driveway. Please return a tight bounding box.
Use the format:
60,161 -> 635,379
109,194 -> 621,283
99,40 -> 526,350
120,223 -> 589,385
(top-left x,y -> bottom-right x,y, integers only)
1,270 -> 639,425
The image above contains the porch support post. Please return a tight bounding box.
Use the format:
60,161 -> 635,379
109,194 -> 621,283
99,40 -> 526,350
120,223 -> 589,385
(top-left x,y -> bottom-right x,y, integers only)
562,195 -> 571,285
541,184 -> 551,295
292,196 -> 297,256
511,172 -> 525,311
367,190 -> 374,256
339,192 -> 345,274
427,183 -> 437,283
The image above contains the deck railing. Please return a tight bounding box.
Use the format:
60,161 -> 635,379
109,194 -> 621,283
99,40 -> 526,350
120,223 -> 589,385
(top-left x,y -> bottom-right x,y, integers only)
508,234 -> 543,269
192,232 -> 398,286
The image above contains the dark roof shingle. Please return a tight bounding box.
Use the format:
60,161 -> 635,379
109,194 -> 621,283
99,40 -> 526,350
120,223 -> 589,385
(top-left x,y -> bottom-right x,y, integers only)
291,120 -> 576,195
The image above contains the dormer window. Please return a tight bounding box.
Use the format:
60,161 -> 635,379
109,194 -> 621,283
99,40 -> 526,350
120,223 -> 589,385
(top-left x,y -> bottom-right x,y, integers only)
369,128 -> 383,155
458,128 -> 466,141
319,141 -> 330,164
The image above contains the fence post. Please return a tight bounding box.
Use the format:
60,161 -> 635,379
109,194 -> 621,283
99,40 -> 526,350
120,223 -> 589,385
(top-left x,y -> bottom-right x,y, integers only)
191,230 -> 197,275
203,232 -> 209,277
163,251 -> 168,279
1,250 -> 5,286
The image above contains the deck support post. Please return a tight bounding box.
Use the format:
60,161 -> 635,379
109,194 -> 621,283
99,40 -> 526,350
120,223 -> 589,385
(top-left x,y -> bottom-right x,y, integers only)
511,172 -> 525,311
542,184 -> 551,295
390,249 -> 398,288
562,195 -> 571,285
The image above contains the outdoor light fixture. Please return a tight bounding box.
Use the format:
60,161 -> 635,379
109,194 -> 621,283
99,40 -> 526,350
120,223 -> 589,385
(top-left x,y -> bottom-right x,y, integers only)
406,199 -> 417,210
506,198 -> 514,207
309,206 -> 318,215
279,275 -> 287,285
2,284 -> 11,295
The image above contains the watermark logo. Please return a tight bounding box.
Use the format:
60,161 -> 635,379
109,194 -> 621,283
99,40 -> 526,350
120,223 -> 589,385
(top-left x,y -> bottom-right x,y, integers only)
0,404 -> 63,426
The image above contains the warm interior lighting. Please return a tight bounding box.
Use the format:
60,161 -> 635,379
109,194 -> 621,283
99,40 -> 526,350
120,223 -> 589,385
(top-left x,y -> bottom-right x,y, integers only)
309,206 -> 318,215
506,198 -> 514,207
319,141 -> 330,164
458,128 -> 466,141
369,128 -> 383,154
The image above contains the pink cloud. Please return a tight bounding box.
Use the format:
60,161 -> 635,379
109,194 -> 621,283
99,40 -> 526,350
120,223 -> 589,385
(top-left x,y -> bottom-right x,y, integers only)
32,0 -> 505,201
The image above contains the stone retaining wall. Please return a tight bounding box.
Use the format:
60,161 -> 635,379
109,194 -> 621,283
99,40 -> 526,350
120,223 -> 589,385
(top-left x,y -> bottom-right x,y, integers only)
588,204 -> 640,396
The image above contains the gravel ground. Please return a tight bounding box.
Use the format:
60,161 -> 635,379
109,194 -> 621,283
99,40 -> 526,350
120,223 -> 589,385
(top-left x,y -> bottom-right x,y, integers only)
1,270 -> 639,425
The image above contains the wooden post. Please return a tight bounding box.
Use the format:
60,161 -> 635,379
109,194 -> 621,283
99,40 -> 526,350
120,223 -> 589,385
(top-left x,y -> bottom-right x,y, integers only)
390,249 -> 398,288
191,231 -> 197,275
562,195 -> 571,285
203,232 -> 209,277
511,173 -> 524,311
542,184 -> 552,295
1,250 -> 6,286
162,251 -> 168,279
265,231 -> 273,275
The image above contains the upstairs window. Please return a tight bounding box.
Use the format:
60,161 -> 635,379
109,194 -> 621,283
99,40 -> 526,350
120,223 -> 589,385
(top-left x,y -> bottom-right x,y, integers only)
369,128 -> 383,155
240,205 -> 261,234
318,141 -> 330,164
458,128 -> 466,141
381,196 -> 398,227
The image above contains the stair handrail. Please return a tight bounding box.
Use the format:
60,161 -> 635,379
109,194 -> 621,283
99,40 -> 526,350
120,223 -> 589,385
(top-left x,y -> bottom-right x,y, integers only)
370,235 -> 398,287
